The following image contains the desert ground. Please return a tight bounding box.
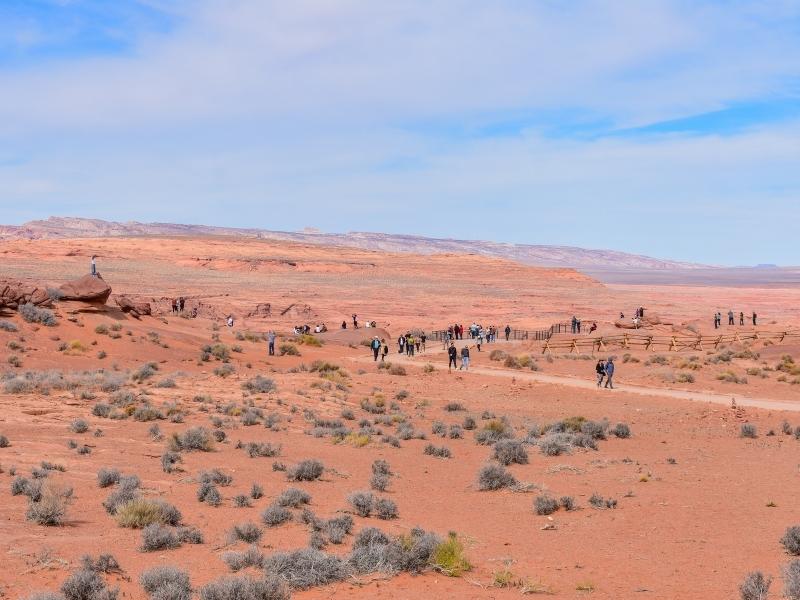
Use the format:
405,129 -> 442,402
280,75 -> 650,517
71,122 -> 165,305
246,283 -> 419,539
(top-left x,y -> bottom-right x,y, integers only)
2,236 -> 800,600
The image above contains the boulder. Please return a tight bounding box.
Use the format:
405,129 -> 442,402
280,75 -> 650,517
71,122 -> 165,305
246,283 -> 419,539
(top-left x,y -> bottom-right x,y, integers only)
0,278 -> 52,309
115,295 -> 151,318
58,274 -> 112,305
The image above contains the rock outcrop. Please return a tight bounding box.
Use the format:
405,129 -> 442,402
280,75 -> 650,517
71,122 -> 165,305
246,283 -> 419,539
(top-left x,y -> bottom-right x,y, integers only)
114,296 -> 151,318
247,303 -> 272,317
0,279 -> 52,309
58,274 -> 112,305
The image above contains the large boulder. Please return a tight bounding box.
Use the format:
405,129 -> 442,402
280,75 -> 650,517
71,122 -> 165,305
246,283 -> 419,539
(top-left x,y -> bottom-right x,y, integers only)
58,274 -> 112,305
0,278 -> 52,309
114,295 -> 151,318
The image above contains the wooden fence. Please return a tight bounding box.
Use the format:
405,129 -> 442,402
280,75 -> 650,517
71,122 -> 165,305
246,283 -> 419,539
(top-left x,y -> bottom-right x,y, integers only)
428,323 -> 572,342
540,329 -> 800,355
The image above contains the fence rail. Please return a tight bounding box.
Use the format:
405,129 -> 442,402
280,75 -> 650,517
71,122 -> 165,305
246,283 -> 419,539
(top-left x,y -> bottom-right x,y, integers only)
427,322 -> 572,342
540,329 -> 800,354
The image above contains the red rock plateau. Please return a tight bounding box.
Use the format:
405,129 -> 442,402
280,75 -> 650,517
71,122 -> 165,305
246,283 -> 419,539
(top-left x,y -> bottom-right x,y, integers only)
1,235 -> 800,599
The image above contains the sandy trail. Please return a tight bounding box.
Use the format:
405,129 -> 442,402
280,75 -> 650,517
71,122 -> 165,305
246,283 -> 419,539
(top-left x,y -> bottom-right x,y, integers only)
362,343 -> 800,412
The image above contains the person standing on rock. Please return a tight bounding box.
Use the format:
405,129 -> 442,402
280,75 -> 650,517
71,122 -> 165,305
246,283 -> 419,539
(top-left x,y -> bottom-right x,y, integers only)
595,359 -> 606,387
370,336 -> 381,361
604,358 -> 615,389
448,343 -> 458,372
267,330 -> 276,356
91,255 -> 97,277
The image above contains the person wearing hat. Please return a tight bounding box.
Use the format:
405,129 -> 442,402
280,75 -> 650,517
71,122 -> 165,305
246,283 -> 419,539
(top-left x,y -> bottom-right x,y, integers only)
370,336 -> 381,361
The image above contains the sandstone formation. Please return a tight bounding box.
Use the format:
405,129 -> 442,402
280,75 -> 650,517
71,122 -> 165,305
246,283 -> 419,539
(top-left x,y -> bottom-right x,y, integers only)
0,278 -> 52,309
114,295 -> 152,318
58,274 -> 112,304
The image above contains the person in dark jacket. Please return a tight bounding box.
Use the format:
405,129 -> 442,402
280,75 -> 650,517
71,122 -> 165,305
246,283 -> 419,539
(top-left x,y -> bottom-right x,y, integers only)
448,343 -> 458,372
370,336 -> 381,361
595,359 -> 606,387
381,339 -> 389,362
505,324 -> 511,341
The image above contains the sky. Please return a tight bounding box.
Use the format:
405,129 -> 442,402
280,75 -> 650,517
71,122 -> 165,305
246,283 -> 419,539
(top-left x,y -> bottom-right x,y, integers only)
0,1 -> 799,266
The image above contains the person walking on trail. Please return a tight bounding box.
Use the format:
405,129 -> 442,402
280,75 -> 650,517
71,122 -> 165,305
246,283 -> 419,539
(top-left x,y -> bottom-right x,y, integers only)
476,329 -> 484,352
179,297 -> 185,312
604,358 -> 615,389
406,334 -> 415,357
419,333 -> 425,353
381,339 -> 389,362
370,336 -> 381,361
728,310 -> 735,326
505,324 -> 511,341
267,330 -> 276,356
752,312 -> 758,326
171,299 -> 178,314
460,345 -> 471,370
739,312 -> 745,326
91,255 -> 98,277
448,343 -> 458,372
398,335 -> 406,354
713,313 -> 719,329
595,359 -> 606,387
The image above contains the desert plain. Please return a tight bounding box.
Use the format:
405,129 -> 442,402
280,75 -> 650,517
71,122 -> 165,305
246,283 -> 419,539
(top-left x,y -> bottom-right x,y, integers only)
2,235 -> 800,599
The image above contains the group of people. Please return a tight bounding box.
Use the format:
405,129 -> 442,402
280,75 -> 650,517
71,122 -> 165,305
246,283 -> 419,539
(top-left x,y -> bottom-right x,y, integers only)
442,323 -> 502,348
171,297 -> 187,313
595,358 -> 616,389
398,332 -> 426,356
714,311 -> 757,329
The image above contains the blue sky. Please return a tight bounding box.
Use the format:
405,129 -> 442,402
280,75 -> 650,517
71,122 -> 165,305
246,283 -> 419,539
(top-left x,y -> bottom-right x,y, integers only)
0,0 -> 799,266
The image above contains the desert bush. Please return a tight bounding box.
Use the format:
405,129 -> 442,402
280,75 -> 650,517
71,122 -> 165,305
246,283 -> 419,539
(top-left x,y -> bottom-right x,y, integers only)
19,303 -> 57,326
161,451 -> 182,473
462,416 -> 476,430
718,370 -> 748,384
431,532 -> 471,577
92,403 -> 111,418
262,549 -> 348,589
492,439 -> 528,465
738,571 -> 771,600
370,473 -> 389,492
169,427 -> 214,452
422,363 -> 435,373
560,496 -> 576,511
612,423 -> 631,438
178,526 -> 204,544
61,568 -> 110,600
70,419 -> 89,433
348,491 -> 375,517
80,553 -> 120,574
782,526 -> 800,555
580,420 -> 607,440
741,423 -> 758,439
26,485 -> 69,526
199,575 -> 289,600
489,349 -> 508,361
261,504 -> 292,527
232,494 -> 252,508
221,547 -> 266,572
116,498 -> 181,528
589,493 -> 617,509
375,498 -> 398,520
0,320 -> 18,332
102,475 -> 141,514
140,565 -> 191,599
245,442 -> 281,458
197,481 -> 222,507
534,495 -> 559,515
228,522 -> 263,544
287,459 -> 324,481
477,463 -> 517,491
250,483 -> 264,499
0,434 -> 9,447
97,468 -> 121,488
341,408 -> 355,420
140,523 -> 180,552
537,433 -> 571,456
200,469 -> 233,486
431,421 -> 446,436
156,378 -> 177,389
242,376 -> 276,393
388,365 -> 407,376
132,363 -> 158,382
474,419 -> 514,445
784,560 -> 800,600
279,343 -> 300,356
133,406 -> 164,421
423,444 -> 452,458
444,402 -> 466,412
276,488 -> 311,508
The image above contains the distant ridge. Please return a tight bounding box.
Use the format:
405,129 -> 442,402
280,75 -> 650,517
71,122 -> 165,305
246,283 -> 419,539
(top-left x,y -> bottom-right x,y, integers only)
0,216 -> 705,271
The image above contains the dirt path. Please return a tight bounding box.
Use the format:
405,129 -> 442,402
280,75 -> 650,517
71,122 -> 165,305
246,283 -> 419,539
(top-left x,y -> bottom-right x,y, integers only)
359,347 -> 800,413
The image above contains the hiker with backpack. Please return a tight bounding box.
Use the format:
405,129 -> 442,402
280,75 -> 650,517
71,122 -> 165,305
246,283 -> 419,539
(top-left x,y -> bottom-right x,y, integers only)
370,336 -> 381,361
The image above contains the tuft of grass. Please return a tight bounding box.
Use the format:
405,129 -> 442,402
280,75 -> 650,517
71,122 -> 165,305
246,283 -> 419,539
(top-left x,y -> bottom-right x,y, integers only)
477,463 -> 517,491
287,459 -> 324,482
534,495 -> 559,515
431,532 -> 471,577
241,376 -> 276,393
115,498 -> 181,528
140,565 -> 191,599
740,423 -> 758,439
739,571 -> 771,600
